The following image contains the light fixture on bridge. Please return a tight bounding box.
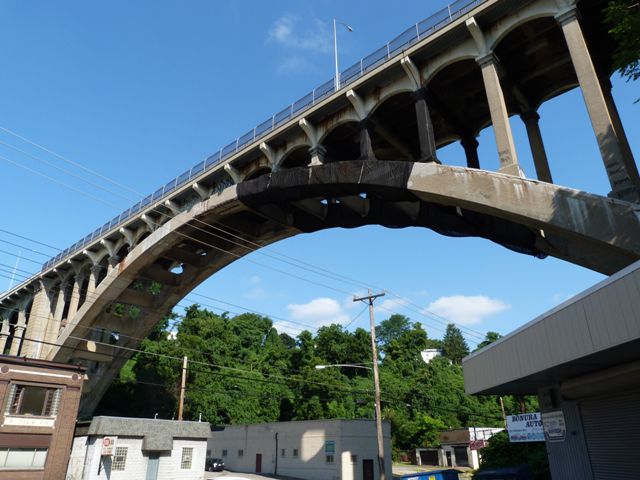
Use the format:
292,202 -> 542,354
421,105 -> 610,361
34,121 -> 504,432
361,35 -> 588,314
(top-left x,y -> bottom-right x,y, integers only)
333,19 -> 353,92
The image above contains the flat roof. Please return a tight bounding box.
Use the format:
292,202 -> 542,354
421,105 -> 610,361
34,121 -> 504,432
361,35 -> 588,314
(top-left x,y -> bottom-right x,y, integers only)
76,416 -> 210,452
463,260 -> 640,395
0,354 -> 86,373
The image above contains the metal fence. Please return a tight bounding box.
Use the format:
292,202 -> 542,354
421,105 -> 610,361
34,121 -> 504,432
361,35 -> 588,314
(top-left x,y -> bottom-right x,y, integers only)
38,0 -> 486,275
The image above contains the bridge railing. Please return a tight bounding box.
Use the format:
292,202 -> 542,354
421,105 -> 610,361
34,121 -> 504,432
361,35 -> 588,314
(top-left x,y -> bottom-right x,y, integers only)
36,0 -> 487,275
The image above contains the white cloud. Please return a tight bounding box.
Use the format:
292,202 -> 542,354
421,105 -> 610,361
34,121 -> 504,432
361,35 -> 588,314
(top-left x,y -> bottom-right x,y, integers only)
267,15 -> 332,53
286,297 -> 350,327
378,297 -> 409,315
425,295 -> 510,325
244,275 -> 268,300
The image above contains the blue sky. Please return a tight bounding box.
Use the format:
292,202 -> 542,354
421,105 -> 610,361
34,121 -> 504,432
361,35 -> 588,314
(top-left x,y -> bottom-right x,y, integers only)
0,0 -> 637,348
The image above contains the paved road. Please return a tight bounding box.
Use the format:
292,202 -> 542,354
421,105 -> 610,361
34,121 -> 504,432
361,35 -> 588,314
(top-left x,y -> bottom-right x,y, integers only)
203,471 -> 292,480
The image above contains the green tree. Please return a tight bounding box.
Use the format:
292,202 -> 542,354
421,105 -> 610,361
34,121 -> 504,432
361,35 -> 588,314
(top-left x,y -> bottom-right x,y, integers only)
605,1 -> 640,84
442,323 -> 469,364
377,314 -> 411,347
475,331 -> 502,351
474,431 -> 550,480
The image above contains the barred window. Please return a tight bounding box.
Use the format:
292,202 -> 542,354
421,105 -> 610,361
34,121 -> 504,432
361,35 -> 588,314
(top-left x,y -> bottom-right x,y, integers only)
238,449 -> 244,457
222,449 -> 227,457
112,447 -> 127,471
326,454 -> 334,464
293,448 -> 299,457
281,448 -> 286,457
181,447 -> 193,469
6,384 -> 60,417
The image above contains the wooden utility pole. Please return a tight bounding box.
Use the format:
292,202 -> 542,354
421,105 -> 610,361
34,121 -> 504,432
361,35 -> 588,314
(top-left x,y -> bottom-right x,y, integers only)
354,289 -> 386,480
178,356 -> 188,421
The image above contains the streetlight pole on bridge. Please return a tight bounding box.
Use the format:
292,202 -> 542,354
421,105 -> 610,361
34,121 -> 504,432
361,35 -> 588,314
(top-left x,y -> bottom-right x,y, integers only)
333,19 -> 353,92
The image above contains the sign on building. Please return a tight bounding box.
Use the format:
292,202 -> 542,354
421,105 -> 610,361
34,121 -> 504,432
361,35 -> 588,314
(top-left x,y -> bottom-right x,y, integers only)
324,440 -> 335,454
506,412 -> 544,442
542,410 -> 566,443
101,436 -> 117,456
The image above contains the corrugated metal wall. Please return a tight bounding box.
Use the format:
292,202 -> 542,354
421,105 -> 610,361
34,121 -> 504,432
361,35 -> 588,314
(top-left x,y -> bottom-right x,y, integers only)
544,401 -> 594,480
580,389 -> 640,480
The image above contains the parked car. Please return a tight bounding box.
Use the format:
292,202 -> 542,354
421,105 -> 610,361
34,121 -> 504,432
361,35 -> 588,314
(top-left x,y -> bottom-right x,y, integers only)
205,457 -> 225,472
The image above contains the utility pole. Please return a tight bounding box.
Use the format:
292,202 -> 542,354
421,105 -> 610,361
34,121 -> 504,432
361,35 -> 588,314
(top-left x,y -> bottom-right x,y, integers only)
354,289 -> 386,480
178,356 -> 188,421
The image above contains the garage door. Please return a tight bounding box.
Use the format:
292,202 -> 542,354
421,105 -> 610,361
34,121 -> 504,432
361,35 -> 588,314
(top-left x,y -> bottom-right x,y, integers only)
580,389 -> 640,480
419,450 -> 438,465
453,446 -> 469,467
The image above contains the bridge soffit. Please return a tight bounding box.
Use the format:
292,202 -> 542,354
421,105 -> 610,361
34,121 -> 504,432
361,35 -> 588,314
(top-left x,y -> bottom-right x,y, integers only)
486,0 -> 569,52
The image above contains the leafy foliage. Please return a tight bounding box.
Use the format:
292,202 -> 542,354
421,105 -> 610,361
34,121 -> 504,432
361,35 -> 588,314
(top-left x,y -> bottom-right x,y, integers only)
474,431 -> 550,480
442,323 -> 469,364
98,307 -> 517,460
605,1 -> 640,83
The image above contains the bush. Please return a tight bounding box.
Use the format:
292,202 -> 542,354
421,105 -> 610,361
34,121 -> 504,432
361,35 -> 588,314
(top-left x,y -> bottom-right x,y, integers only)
474,431 -> 550,480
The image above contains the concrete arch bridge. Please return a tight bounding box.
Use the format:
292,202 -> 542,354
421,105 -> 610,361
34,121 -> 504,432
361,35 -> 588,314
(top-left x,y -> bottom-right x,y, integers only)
1,0 -> 639,416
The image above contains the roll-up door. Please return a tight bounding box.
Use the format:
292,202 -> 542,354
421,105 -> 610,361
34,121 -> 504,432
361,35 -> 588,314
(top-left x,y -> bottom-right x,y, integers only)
453,446 -> 469,467
580,389 -> 640,479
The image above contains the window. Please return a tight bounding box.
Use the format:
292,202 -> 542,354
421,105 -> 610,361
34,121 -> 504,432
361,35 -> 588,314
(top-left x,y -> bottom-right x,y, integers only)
222,449 -> 227,457
326,454 -> 334,464
112,447 -> 127,471
7,385 -> 60,417
0,448 -> 47,469
293,448 -> 299,458
206,449 -> 211,457
238,449 -> 244,457
181,447 -> 193,469
351,454 -> 358,463
281,448 -> 286,457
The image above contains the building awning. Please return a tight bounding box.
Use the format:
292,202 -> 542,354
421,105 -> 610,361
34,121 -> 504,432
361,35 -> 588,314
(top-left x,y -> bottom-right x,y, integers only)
463,261 -> 640,395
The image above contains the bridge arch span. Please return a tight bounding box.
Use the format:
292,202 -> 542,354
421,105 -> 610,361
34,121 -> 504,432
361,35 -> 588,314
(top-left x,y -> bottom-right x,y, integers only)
40,160 -> 640,416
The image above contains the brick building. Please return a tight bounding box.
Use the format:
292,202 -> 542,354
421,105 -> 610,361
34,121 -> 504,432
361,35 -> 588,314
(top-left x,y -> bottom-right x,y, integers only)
0,355 -> 85,480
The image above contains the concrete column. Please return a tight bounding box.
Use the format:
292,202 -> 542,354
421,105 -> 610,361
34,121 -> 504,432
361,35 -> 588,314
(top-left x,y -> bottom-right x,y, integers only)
476,53 -> 521,176
521,111 -> 553,183
87,265 -> 101,298
308,145 -> 327,166
359,119 -> 376,161
66,273 -> 85,323
22,282 -> 52,359
42,282 -> 67,357
412,89 -> 439,163
0,318 -> 10,354
461,136 -> 480,169
107,255 -> 120,275
9,307 -> 27,356
556,9 -> 639,201
600,77 -> 639,184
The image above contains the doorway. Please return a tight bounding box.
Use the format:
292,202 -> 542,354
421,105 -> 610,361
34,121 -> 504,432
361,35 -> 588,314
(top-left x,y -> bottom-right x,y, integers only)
255,453 -> 262,473
445,451 -> 452,467
363,459 -> 374,480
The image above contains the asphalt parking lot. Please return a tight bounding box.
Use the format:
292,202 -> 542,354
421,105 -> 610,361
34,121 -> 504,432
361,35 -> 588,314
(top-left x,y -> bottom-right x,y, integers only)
203,472 -> 283,480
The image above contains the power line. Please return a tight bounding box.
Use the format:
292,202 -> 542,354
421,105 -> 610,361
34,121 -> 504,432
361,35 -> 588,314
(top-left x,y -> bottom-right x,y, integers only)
0,130 -> 489,341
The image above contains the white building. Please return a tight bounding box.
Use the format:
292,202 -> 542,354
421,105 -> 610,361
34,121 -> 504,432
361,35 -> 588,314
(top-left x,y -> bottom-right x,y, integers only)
420,349 -> 442,364
66,416 -> 210,480
208,419 -> 391,480
419,427 -> 503,470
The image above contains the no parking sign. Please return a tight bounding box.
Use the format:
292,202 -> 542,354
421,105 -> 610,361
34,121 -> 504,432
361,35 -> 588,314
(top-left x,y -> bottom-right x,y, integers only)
101,436 -> 117,456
